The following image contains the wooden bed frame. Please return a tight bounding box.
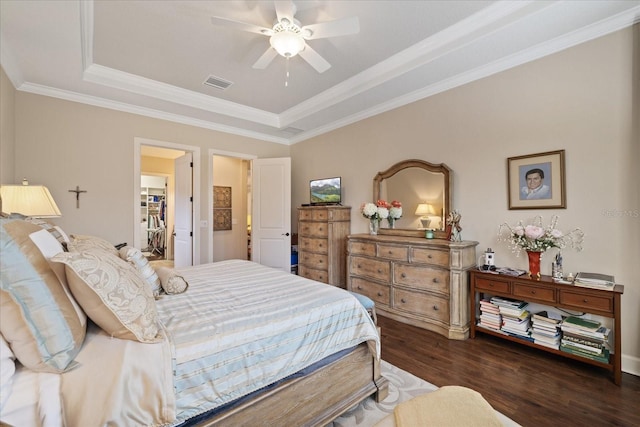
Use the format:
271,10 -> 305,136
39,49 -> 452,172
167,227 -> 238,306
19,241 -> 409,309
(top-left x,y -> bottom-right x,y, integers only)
198,343 -> 389,426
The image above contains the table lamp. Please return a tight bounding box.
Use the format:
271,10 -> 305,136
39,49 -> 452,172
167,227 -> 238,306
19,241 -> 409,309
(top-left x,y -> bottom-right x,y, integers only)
0,179 -> 62,217
414,203 -> 435,229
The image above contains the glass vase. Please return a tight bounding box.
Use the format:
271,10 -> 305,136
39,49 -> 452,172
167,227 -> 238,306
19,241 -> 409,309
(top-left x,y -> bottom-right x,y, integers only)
527,251 -> 542,279
369,218 -> 380,235
387,217 -> 395,229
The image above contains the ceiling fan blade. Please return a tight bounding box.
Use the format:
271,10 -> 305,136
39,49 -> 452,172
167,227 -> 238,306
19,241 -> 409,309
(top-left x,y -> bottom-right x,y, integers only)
211,16 -> 272,36
252,48 -> 278,69
274,0 -> 296,23
298,43 -> 331,73
302,16 -> 359,40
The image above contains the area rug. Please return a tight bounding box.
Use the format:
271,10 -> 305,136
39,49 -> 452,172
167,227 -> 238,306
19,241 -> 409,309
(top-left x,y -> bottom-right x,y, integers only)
328,361 -> 520,427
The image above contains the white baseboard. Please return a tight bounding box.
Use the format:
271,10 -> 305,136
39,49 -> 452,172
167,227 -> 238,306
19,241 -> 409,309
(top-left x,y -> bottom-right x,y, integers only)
622,353 -> 640,377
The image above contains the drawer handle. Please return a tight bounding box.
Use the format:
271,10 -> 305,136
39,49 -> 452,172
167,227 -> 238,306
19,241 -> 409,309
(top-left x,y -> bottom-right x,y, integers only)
432,305 -> 439,311
357,286 -> 362,290
357,264 -> 361,268
319,227 -> 323,232
583,298 -> 589,303
530,290 -> 536,295
388,250 -> 393,254
427,254 -> 433,259
401,273 -> 406,278
377,269 -> 382,273
377,292 -> 383,296
401,298 -> 407,304
319,244 -> 323,248
432,278 -> 439,283
319,260 -> 323,264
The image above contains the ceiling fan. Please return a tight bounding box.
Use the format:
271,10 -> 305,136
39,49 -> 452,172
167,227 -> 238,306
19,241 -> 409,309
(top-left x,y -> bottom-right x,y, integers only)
211,0 -> 359,73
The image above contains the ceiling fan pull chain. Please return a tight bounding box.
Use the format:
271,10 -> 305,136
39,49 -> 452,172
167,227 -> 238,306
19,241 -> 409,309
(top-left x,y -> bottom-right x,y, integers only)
285,57 -> 290,87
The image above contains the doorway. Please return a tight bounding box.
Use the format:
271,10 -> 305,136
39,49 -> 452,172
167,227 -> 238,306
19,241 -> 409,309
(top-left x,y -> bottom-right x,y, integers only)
134,138 -> 200,266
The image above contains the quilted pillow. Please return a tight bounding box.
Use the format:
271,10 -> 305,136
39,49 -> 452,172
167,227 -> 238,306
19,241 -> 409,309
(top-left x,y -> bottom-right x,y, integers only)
119,246 -> 161,298
0,218 -> 86,373
52,248 -> 162,343
155,267 -> 189,295
68,234 -> 118,256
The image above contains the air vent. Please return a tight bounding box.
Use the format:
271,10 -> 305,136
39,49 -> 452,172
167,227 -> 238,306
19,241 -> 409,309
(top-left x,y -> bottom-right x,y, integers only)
203,75 -> 233,90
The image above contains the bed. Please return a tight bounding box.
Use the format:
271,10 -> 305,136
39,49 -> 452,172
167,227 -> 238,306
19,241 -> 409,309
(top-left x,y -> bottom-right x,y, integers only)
0,216 -> 388,426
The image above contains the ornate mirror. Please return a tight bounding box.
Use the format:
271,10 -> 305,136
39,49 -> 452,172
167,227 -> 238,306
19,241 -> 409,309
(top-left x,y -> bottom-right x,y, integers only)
373,159 -> 452,237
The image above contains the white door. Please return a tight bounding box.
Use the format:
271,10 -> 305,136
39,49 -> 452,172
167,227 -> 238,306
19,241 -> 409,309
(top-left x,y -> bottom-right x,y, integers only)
174,153 -> 193,267
251,157 -> 291,272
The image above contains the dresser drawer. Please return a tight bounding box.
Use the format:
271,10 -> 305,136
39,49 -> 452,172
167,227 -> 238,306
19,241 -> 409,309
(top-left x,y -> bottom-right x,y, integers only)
298,237 -> 328,254
393,289 -> 449,323
394,264 -> 449,294
410,248 -> 449,267
298,222 -> 328,238
513,282 -> 555,304
299,252 -> 328,271
348,241 -> 376,257
559,290 -> 614,313
299,265 -> 328,284
349,256 -> 390,282
350,277 -> 390,306
475,277 -> 510,294
377,244 -> 409,261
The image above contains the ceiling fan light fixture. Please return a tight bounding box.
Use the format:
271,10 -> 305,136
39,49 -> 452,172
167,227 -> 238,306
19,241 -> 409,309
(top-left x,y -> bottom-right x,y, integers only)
270,30 -> 305,57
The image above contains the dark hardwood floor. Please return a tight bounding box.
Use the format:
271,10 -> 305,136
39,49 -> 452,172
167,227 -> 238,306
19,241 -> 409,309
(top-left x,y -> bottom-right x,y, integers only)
378,315 -> 640,427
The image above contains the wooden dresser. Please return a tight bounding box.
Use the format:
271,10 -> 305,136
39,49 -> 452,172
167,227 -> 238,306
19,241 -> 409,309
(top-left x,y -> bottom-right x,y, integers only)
297,206 -> 351,287
347,234 -> 478,339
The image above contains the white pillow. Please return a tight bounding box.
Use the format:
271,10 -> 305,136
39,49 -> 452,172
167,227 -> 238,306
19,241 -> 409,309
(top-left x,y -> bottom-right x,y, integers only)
0,333 -> 16,412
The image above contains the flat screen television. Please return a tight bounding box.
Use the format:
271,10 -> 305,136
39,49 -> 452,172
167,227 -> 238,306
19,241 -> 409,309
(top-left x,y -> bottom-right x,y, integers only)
310,177 -> 341,205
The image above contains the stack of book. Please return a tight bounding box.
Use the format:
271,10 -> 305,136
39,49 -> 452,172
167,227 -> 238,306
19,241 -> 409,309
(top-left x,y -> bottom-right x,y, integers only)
491,296 -> 532,341
531,311 -> 563,350
478,298 -> 501,331
573,272 -> 615,290
560,316 -> 611,363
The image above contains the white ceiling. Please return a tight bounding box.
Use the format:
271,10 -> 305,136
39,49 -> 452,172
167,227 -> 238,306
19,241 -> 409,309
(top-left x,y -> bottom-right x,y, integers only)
1,1 -> 639,145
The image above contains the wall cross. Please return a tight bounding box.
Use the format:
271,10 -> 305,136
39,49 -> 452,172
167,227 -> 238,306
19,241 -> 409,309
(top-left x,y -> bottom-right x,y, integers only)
68,185 -> 87,208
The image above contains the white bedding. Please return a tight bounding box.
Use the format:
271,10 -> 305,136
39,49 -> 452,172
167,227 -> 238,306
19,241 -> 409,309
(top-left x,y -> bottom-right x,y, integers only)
3,260 -> 379,427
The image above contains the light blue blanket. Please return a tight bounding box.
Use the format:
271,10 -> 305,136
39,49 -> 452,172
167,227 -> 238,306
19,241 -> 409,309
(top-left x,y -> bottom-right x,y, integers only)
156,260 -> 379,425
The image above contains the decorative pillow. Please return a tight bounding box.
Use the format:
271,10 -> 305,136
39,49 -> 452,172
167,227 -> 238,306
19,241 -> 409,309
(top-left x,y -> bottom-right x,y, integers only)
24,217 -> 70,245
68,234 -> 118,256
0,333 -> 15,412
51,248 -> 162,343
119,246 -> 161,298
0,218 -> 86,373
29,229 -> 87,328
155,267 -> 189,295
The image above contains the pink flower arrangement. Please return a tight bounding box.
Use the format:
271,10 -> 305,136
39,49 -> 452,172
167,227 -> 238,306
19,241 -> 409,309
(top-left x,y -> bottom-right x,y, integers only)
499,215 -> 584,254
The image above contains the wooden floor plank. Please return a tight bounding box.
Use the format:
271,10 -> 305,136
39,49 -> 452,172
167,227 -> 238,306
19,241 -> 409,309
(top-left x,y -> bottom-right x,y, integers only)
378,315 -> 640,427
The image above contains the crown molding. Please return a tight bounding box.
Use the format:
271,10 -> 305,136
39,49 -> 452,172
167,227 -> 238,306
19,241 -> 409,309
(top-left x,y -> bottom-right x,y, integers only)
17,82 -> 289,145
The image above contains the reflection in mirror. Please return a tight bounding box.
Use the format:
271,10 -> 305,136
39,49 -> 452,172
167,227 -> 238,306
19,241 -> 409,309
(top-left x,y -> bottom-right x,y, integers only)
374,159 -> 451,235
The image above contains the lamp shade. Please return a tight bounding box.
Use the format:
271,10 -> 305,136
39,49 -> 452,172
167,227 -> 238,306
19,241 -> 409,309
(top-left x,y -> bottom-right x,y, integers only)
0,184 -> 62,217
414,203 -> 435,216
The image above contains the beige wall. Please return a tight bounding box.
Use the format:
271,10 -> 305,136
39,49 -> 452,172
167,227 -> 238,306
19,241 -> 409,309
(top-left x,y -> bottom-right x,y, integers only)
0,67 -> 15,183
11,92 -> 289,262
291,26 -> 640,374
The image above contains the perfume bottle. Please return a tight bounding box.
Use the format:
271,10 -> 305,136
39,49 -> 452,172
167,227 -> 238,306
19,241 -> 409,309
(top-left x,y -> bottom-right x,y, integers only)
552,252 -> 563,280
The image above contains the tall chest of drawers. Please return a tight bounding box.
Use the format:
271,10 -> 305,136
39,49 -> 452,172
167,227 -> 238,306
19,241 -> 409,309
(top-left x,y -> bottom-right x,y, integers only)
347,234 -> 478,339
297,206 -> 351,287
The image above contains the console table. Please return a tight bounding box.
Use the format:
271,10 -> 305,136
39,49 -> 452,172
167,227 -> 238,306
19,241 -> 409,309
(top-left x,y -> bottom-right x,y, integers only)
469,270 -> 623,385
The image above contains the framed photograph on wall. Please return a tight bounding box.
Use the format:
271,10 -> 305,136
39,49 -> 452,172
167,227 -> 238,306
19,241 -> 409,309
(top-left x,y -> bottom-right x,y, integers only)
507,150 -> 566,209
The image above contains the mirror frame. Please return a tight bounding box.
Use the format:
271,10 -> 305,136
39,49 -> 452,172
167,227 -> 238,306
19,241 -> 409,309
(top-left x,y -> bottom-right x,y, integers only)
373,159 -> 452,238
